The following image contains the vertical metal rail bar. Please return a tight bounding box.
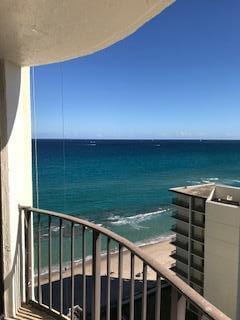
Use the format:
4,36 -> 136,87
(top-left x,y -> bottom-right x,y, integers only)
106,237 -> 111,320
170,286 -> 178,320
59,219 -> 63,315
92,230 -> 101,320
82,226 -> 86,320
71,223 -> 75,320
24,208 -> 29,303
155,273 -> 161,320
117,245 -> 123,320
130,253 -> 135,320
24,208 -> 32,303
142,262 -> 147,320
177,295 -> 186,320
48,216 -> 52,309
37,213 -> 42,304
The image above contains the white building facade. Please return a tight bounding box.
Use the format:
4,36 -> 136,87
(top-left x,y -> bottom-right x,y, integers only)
171,183 -> 240,319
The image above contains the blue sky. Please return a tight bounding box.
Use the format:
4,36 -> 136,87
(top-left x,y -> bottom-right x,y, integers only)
32,0 -> 240,139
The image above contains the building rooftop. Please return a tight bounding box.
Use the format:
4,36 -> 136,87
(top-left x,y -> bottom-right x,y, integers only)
170,184 -> 215,199
211,185 -> 240,207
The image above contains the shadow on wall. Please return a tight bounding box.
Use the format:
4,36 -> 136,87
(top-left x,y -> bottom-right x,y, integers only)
0,60 -> 21,150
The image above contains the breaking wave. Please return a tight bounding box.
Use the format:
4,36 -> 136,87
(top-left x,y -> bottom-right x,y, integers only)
107,208 -> 168,229
187,177 -> 219,185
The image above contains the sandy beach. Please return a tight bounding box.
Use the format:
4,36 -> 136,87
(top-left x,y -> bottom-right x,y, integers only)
40,236 -> 175,284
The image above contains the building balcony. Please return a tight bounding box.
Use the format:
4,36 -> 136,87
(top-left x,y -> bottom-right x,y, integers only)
191,234 -> 204,244
191,220 -> 205,229
172,213 -> 189,224
190,276 -> 204,289
172,266 -> 188,281
191,248 -> 204,259
173,212 -> 205,230
172,198 -> 189,209
191,263 -> 204,274
171,225 -> 189,238
190,282 -> 204,296
171,239 -> 189,252
170,254 -> 204,274
192,205 -> 205,213
170,253 -> 188,266
17,206 -> 229,320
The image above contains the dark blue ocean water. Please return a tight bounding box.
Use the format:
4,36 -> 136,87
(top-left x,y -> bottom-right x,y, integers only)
33,139 -> 240,245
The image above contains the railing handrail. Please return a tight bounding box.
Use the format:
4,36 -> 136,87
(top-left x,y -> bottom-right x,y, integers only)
21,205 -> 230,320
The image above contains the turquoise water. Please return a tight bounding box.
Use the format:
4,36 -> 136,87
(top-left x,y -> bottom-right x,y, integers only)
34,139 -> 240,246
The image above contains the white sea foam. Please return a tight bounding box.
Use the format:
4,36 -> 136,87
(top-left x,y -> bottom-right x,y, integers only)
201,177 -> 219,183
52,226 -> 60,232
135,233 -> 175,247
187,178 -> 219,185
187,180 -> 202,185
108,208 -> 168,229
202,180 -> 210,184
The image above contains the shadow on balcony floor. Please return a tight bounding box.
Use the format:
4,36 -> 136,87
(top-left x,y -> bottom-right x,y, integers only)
16,304 -> 56,320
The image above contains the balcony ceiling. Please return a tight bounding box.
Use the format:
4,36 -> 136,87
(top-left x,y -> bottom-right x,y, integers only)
0,0 -> 174,66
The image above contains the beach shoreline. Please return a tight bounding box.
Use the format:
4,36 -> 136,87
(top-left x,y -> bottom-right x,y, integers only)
39,235 -> 176,284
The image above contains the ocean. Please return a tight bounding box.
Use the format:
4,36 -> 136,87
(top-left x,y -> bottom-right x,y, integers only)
33,139 -> 240,249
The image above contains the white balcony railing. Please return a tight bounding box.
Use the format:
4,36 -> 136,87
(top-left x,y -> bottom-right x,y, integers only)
21,206 -> 230,320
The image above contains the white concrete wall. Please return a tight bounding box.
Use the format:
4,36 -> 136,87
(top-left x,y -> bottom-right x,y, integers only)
213,185 -> 240,202
0,60 -> 32,317
204,201 -> 240,320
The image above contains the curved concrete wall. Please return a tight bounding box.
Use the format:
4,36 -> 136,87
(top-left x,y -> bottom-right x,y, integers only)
0,0 -> 174,66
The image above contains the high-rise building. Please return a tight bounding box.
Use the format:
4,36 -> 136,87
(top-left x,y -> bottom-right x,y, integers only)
170,183 -> 240,320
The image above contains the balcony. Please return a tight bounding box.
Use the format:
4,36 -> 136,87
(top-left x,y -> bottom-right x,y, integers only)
20,206 -> 229,320
170,253 -> 188,266
171,239 -> 189,252
191,263 -> 204,274
172,266 -> 188,281
192,205 -> 205,214
190,276 -> 204,289
172,198 -> 189,209
171,225 -> 188,238
191,233 -> 204,244
191,248 -> 204,259
191,220 -> 205,229
172,213 -> 189,224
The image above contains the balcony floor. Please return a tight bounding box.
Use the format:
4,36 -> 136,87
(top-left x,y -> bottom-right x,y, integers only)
16,304 -> 56,320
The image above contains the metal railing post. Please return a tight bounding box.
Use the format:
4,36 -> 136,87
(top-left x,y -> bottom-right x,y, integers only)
71,222 -> 75,320
155,273 -> 161,320
130,253 -> 135,320
92,230 -> 101,320
106,237 -> 111,320
82,226 -> 86,320
37,213 -> 42,304
48,216 -> 52,309
171,286 -> 178,320
59,218 -> 63,315
117,244 -> 123,320
24,207 -> 34,303
142,263 -> 147,320
177,296 -> 186,320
